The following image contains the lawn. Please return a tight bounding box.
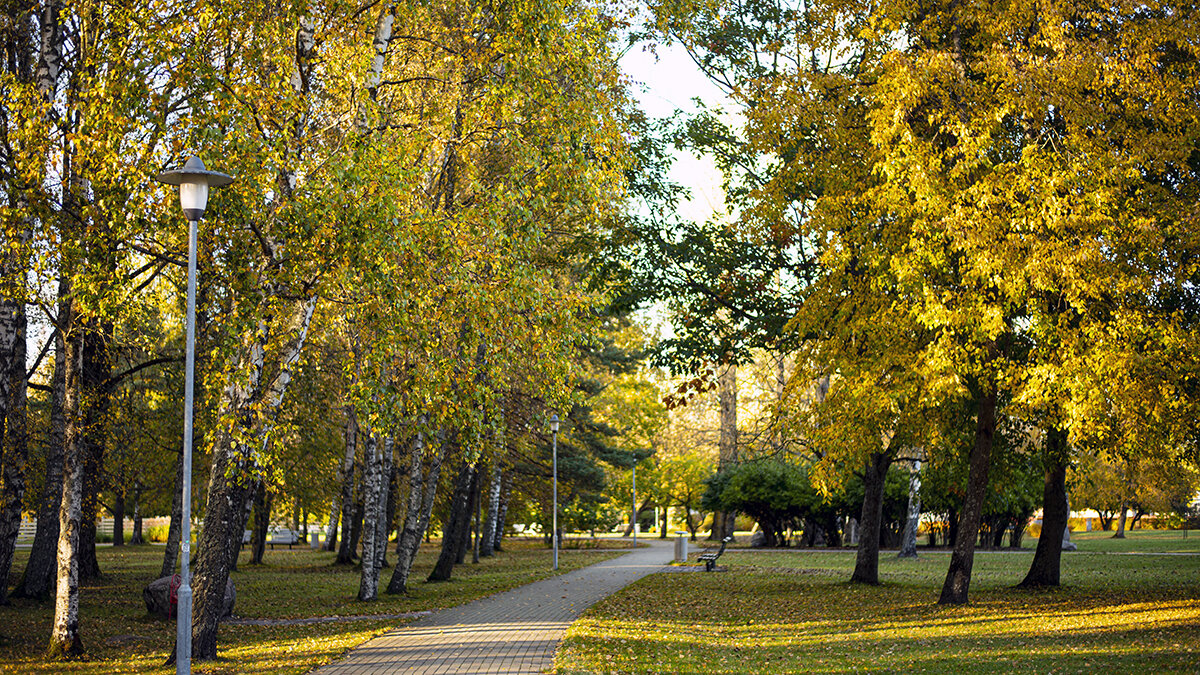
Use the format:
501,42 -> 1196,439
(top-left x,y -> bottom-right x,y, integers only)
557,530 -> 1200,674
0,538 -> 622,674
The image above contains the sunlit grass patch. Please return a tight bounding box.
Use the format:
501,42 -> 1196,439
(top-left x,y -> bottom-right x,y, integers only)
558,537 -> 1200,674
0,538 -> 619,674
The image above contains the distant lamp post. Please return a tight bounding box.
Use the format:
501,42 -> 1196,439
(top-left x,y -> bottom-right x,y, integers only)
632,461 -> 637,547
155,156 -> 233,675
550,413 -> 560,571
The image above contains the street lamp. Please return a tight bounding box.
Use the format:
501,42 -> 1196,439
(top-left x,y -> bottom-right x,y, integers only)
550,413 -> 559,571
155,156 -> 233,675
632,461 -> 637,548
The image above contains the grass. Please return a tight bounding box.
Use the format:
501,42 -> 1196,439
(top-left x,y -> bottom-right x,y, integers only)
557,529 -> 1200,674
0,538 -> 620,674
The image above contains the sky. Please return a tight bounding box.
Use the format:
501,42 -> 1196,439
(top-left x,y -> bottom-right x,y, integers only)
619,40 -> 731,225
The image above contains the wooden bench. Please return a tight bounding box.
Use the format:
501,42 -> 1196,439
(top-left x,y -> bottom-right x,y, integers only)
268,528 -> 299,549
698,536 -> 732,571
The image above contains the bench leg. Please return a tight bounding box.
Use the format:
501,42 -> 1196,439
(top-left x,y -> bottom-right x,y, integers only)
705,559 -> 714,572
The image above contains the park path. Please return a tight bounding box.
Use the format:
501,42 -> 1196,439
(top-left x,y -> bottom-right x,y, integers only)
313,538 -> 675,675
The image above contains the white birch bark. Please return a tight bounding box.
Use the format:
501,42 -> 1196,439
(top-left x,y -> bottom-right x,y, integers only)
480,463 -> 501,557
899,460 -> 922,558
356,430 -> 385,601
49,327 -> 83,657
326,407 -> 356,551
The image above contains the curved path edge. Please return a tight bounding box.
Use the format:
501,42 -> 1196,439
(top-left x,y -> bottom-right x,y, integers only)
311,539 -> 675,674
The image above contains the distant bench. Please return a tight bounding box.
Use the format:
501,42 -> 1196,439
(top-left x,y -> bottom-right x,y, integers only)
268,528 -> 300,549
698,536 -> 732,572
241,528 -> 302,549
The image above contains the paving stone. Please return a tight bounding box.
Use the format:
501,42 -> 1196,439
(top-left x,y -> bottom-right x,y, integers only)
314,540 -> 674,674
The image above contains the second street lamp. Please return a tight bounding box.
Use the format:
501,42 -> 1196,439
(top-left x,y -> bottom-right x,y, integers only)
550,413 -> 559,571
155,156 -> 233,675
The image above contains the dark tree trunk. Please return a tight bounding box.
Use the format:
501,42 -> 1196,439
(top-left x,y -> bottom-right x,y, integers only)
455,465 -> 480,565
851,451 -> 894,584
76,318 -> 111,582
111,491 -> 125,547
189,431 -> 255,660
623,496 -> 653,537
946,506 -> 959,548
346,495 -> 365,563
0,297 -> 27,606
130,485 -> 144,545
1020,427 -> 1070,587
939,386 -> 997,605
13,329 -> 66,600
388,428 -> 446,594
159,450 -> 184,579
230,476 -> 256,573
251,482 -> 269,565
1010,518 -> 1027,548
335,407 -> 359,560
428,459 -> 474,582
991,521 -> 1007,548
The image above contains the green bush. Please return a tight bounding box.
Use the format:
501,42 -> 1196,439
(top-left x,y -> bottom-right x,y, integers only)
146,525 -> 169,543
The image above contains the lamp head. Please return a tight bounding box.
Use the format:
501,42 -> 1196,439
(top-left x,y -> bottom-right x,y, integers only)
550,413 -> 560,434
155,156 -> 234,221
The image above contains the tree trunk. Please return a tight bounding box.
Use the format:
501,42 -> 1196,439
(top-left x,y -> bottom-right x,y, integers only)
49,323 -> 85,658
346,494 -> 365,562
337,426 -> 362,564
455,466 -> 480,565
0,297 -> 27,606
472,465 -> 482,564
1114,503 -> 1128,538
428,459 -> 474,582
622,496 -> 653,537
851,450 -> 893,584
188,428 -> 255,660
76,318 -> 111,581
159,451 -> 185,578
357,432 -> 384,601
712,361 -> 738,541
480,463 -> 501,557
388,427 -> 446,594
492,465 -> 509,553
323,415 -> 353,554
938,386 -> 997,605
1022,425 -> 1070,588
111,491 -> 125,547
14,329 -> 66,599
250,482 -> 269,565
898,460 -> 921,559
189,290 -> 318,660
379,446 -> 397,568
130,486 -> 143,545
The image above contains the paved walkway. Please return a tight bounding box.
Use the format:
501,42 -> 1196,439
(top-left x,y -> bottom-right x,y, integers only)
314,539 -> 676,675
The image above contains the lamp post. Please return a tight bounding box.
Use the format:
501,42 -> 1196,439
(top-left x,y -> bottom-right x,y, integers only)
632,462 -> 637,547
550,413 -> 559,571
155,156 -> 233,675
